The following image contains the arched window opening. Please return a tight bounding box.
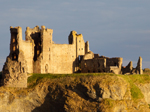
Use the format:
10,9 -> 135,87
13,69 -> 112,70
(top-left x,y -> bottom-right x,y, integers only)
13,46 -> 15,51
45,64 -> 48,73
13,38 -> 15,43
37,50 -> 40,55
12,53 -> 18,61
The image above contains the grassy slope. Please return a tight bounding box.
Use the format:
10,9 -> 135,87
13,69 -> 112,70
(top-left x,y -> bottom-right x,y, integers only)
28,72 -> 150,100
1,72 -> 150,111
27,72 -> 150,111
27,73 -> 114,87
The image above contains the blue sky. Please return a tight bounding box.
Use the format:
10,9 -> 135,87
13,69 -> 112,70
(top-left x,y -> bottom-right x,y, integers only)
0,0 -> 150,70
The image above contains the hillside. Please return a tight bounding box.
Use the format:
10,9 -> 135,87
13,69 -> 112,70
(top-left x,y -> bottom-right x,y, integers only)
1,73 -> 150,112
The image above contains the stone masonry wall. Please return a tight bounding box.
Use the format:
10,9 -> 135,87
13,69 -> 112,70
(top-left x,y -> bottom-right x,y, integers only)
51,44 -> 76,74
81,58 -> 106,73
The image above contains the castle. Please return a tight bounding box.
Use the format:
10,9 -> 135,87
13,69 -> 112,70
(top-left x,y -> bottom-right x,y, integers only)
2,26 -> 143,87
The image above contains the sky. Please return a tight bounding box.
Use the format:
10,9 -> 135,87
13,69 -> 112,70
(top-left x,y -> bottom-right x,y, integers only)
0,0 -> 150,71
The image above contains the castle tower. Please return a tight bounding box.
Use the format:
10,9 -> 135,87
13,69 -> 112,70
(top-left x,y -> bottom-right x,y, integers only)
40,26 -> 53,73
68,31 -> 87,72
10,26 -> 22,61
2,26 -> 27,87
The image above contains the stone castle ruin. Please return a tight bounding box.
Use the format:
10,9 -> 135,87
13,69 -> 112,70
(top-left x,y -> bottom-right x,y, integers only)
2,26 -> 143,87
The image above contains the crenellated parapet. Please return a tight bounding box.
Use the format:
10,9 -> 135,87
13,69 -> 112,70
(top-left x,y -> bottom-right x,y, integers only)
25,26 -> 40,41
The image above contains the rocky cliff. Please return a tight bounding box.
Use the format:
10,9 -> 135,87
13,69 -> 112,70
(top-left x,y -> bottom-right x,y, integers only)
0,74 -> 150,112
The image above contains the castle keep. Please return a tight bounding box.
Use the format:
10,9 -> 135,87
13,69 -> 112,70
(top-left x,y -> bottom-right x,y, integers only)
2,26 -> 143,87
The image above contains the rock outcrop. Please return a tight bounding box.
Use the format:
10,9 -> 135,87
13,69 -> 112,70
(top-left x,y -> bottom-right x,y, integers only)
2,51 -> 27,87
0,75 -> 150,112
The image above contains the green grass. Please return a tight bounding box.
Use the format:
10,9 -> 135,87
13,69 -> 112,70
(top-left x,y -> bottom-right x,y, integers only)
28,72 -> 150,100
27,73 -> 115,87
118,71 -> 150,100
120,74 -> 150,84
27,73 -> 114,83
28,72 -> 150,86
119,75 -> 144,100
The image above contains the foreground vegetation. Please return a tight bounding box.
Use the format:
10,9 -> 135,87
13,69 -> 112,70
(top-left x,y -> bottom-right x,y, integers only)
28,71 -> 150,86
27,73 -> 114,84
1,71 -> 150,111
27,71 -> 150,100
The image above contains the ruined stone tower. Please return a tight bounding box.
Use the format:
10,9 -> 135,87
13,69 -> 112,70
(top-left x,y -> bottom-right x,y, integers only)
2,26 -> 143,87
2,26 -> 27,87
2,26 -> 90,87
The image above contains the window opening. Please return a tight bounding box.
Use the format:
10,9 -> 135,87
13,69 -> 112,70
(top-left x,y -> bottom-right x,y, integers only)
30,32 -> 41,61
45,64 -> 48,73
12,53 -> 18,61
13,46 -> 16,51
